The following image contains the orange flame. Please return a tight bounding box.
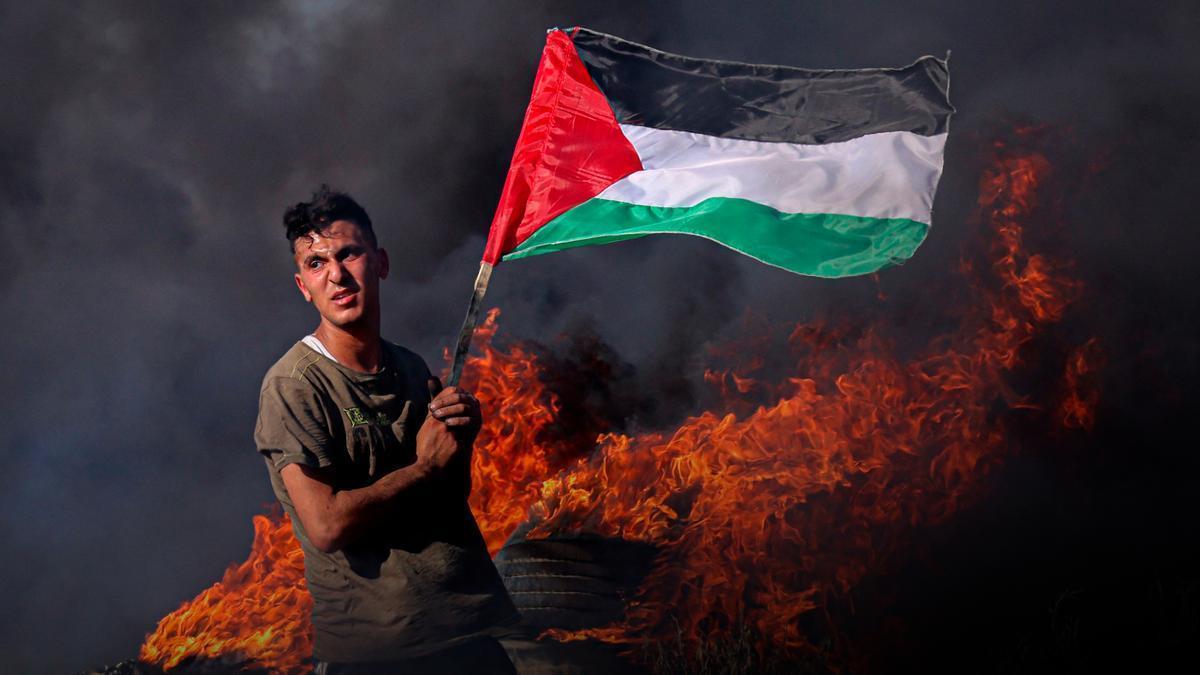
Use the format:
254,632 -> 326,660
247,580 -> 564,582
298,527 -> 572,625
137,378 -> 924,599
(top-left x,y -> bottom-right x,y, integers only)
520,143 -> 1099,652
138,514 -> 311,673
140,133 -> 1101,671
459,308 -> 589,555
1059,337 -> 1103,430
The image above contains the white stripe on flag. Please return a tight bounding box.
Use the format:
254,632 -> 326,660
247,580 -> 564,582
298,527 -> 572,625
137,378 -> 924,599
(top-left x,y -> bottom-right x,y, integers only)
599,125 -> 947,224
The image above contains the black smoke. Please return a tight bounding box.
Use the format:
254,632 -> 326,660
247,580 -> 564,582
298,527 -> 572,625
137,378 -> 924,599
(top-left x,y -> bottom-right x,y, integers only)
1,1 -> 1197,672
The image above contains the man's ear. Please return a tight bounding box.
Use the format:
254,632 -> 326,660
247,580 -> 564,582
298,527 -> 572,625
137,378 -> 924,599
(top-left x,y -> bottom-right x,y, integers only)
294,273 -> 313,303
376,247 -> 390,280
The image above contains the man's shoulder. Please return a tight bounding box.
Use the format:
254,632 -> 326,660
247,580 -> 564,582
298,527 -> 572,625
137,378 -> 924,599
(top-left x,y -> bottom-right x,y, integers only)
259,340 -> 326,392
257,338 -> 432,395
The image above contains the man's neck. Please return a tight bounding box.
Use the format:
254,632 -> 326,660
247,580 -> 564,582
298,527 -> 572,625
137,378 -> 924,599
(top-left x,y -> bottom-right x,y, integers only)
314,321 -> 383,373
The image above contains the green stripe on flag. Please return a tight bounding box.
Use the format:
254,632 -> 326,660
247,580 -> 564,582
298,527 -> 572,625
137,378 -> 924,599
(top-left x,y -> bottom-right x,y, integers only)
502,197 -> 930,278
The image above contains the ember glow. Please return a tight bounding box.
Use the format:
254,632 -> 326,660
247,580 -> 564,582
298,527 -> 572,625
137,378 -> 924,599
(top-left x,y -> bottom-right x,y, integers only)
139,131 -> 1100,671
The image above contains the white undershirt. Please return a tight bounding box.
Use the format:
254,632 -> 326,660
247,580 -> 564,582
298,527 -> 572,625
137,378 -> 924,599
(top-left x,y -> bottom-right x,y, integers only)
302,334 -> 341,365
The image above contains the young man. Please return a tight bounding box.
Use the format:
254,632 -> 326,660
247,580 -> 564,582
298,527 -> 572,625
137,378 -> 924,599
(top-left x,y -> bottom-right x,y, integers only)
254,187 -> 520,674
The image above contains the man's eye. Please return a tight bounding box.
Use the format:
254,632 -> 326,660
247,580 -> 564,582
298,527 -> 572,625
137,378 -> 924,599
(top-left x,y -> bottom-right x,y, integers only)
308,260 -> 323,270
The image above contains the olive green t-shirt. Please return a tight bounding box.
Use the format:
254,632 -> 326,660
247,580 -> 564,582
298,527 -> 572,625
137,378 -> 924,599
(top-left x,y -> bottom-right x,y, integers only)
254,340 -> 519,663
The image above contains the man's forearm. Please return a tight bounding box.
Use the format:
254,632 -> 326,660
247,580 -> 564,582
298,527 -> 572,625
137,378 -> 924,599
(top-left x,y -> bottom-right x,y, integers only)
285,401 -> 479,552
288,459 -> 437,552
326,460 -> 440,549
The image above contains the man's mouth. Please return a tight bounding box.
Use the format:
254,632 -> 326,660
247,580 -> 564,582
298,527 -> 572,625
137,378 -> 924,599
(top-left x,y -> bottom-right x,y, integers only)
330,290 -> 358,306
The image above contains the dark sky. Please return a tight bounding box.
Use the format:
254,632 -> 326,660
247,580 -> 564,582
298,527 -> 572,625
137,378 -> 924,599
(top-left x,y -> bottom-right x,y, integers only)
2,1 -> 1197,673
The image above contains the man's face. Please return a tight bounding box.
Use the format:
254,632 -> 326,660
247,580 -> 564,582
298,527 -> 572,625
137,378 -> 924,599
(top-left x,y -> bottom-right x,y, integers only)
292,219 -> 389,329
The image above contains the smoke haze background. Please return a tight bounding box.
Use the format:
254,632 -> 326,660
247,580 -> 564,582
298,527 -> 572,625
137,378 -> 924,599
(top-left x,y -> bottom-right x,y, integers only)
1,1 -> 1197,672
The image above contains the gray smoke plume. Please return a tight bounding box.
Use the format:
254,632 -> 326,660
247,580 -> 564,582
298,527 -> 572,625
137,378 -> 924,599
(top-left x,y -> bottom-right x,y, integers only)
1,1 -> 1197,672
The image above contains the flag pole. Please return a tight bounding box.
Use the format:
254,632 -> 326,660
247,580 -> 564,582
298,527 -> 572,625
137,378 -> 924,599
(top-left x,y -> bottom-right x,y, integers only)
447,261 -> 494,387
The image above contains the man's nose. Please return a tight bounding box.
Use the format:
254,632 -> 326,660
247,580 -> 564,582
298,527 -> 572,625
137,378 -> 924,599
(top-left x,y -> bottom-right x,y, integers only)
327,260 -> 346,284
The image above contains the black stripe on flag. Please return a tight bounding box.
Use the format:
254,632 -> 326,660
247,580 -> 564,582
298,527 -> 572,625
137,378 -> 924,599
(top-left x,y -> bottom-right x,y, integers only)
569,28 -> 953,145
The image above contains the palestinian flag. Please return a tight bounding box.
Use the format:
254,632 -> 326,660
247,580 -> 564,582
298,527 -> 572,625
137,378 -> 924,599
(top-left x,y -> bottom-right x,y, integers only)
482,27 -> 953,278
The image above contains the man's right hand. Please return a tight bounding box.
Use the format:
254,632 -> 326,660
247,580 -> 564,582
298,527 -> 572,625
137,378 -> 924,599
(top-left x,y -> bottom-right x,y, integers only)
415,378 -> 465,474
415,407 -> 462,473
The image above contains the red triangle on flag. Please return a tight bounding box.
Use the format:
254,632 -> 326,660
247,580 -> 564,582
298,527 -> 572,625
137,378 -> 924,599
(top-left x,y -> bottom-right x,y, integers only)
483,29 -> 643,265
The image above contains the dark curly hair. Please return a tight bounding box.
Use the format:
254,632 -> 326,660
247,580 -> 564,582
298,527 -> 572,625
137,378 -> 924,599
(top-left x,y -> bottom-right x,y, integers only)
283,185 -> 376,250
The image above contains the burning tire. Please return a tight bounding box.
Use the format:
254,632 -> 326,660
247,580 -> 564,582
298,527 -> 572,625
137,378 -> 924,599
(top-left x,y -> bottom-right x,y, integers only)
496,535 -> 657,631
495,534 -> 657,674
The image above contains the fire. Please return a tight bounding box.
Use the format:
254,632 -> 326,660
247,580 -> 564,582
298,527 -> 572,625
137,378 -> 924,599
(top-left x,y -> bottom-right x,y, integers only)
459,309 -> 591,555
139,130 -> 1100,671
138,514 -> 310,674
519,136 -> 1099,654
1059,337 -> 1103,430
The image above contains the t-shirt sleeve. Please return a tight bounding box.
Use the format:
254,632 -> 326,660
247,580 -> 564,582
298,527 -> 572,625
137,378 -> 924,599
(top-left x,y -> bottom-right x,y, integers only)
254,376 -> 337,471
